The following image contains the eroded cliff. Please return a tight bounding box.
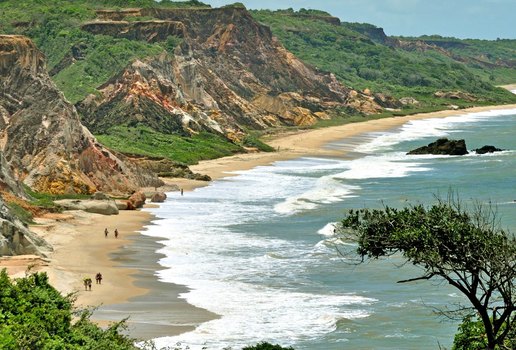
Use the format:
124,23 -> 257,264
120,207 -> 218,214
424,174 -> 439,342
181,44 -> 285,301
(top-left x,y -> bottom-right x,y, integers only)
0,35 -> 162,195
78,7 -> 381,140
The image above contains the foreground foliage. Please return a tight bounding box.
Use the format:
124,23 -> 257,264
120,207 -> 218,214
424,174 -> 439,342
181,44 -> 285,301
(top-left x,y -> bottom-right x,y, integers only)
0,270 -> 137,349
340,197 -> 516,350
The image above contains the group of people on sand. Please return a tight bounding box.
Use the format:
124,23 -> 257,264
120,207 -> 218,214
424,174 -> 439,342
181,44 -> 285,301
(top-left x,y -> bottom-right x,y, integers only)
83,272 -> 103,291
104,227 -> 119,238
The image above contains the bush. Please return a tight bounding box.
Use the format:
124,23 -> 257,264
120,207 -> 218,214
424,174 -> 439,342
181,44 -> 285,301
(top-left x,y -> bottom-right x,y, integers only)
0,270 -> 138,349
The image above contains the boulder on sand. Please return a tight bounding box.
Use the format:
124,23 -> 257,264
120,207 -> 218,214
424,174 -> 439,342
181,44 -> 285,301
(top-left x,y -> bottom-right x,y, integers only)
54,199 -> 119,215
128,191 -> 146,208
91,191 -> 110,200
151,192 -> 167,203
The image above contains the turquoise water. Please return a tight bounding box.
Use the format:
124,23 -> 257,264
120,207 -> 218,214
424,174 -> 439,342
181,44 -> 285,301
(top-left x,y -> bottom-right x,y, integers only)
144,108 -> 516,349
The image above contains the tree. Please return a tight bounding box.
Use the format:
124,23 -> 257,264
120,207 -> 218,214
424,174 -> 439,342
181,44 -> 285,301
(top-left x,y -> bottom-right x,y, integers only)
0,270 -> 138,349
339,197 -> 516,350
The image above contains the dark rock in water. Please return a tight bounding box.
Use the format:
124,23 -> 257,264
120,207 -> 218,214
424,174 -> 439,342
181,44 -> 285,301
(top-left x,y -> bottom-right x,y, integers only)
474,145 -> 503,154
407,138 -> 468,156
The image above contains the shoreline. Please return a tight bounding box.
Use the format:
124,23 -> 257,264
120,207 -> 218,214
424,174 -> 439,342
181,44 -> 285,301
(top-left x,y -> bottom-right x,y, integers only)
2,102 -> 516,340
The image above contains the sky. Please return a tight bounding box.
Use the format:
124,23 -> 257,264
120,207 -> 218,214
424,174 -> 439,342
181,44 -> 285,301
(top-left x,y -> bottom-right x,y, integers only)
199,0 -> 516,40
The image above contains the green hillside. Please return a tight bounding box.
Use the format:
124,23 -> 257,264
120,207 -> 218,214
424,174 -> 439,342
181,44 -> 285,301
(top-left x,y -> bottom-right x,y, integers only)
0,0 -> 208,104
1,1 -> 515,165
251,9 -> 516,106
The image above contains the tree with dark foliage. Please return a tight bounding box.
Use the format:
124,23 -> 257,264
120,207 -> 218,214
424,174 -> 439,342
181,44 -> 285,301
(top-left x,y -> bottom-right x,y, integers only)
340,197 -> 515,350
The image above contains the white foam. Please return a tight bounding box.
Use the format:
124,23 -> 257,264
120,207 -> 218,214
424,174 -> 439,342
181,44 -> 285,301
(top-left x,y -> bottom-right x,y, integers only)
511,89 -> 516,94
354,108 -> 516,154
334,153 -> 431,180
274,176 -> 359,215
140,156 -> 378,349
317,222 -> 339,237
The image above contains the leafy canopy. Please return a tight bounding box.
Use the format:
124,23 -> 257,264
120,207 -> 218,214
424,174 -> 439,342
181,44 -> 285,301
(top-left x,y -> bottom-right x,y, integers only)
0,270 -> 138,349
340,197 -> 516,350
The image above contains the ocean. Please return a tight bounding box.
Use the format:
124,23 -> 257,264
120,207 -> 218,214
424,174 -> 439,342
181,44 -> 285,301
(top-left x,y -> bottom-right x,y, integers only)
143,107 -> 516,350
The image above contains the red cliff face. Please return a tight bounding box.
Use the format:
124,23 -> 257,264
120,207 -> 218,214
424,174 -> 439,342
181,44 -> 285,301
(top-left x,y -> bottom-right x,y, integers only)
79,7 -> 382,140
0,35 -> 161,195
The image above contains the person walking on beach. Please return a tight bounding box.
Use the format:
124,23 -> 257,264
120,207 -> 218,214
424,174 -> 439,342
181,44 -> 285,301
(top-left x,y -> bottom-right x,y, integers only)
95,272 -> 103,284
114,228 -> 119,239
83,277 -> 92,291
104,228 -> 108,238
180,188 -> 184,196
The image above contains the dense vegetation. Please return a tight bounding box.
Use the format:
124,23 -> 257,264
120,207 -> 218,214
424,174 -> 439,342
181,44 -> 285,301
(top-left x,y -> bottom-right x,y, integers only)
399,35 -> 516,85
96,126 -> 245,164
0,270 -> 138,349
340,197 -> 516,350
251,9 -> 516,106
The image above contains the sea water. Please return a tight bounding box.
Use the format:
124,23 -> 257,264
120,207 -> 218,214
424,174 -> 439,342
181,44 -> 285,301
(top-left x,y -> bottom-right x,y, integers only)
143,107 -> 516,350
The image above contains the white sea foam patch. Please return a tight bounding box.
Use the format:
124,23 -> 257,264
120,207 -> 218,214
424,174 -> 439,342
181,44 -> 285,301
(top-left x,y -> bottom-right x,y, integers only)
151,283 -> 375,350
353,108 -> 516,154
274,176 -> 359,215
317,222 -> 340,237
334,152 -> 431,180
139,156 -> 378,349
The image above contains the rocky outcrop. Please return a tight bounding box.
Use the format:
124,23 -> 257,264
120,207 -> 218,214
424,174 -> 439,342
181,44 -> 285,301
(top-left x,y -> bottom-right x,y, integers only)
0,35 -> 162,195
96,8 -> 145,21
81,20 -> 186,43
54,199 -> 119,215
407,138 -> 469,156
434,91 -> 477,101
78,7 -> 382,140
399,97 -> 420,106
0,151 -> 24,197
373,93 -> 402,109
0,198 -> 51,256
151,192 -> 167,203
474,145 -> 503,154
128,191 -> 146,209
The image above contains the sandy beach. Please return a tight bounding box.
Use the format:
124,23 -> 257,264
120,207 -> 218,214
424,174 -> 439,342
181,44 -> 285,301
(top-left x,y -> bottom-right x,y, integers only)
2,102 -> 516,340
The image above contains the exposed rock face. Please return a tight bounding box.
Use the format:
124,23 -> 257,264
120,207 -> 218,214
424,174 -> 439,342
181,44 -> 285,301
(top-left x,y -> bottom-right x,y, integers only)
91,191 -> 111,200
474,145 -> 503,154
54,199 -> 119,215
151,192 -> 167,203
78,7 -> 382,140
434,90 -> 477,101
81,20 -> 186,43
407,138 -> 469,156
0,35 -> 162,195
128,191 -> 146,209
0,151 -> 24,197
373,93 -> 402,109
399,97 -> 420,106
0,198 -> 51,256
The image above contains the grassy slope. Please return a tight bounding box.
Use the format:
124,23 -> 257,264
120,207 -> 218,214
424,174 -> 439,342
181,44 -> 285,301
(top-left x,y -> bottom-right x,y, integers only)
251,9 -> 516,106
398,35 -> 516,85
1,2 -> 514,165
0,0 -> 250,164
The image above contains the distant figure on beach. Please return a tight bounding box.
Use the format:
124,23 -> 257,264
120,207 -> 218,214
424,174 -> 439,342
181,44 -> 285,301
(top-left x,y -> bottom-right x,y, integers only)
95,272 -> 103,284
104,228 -> 108,238
84,277 -> 92,291
114,228 -> 119,239
181,188 -> 184,196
